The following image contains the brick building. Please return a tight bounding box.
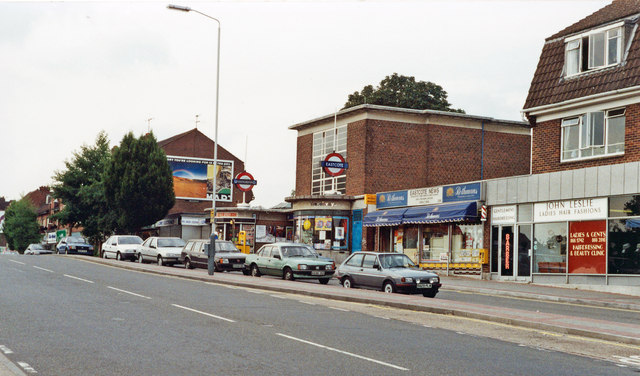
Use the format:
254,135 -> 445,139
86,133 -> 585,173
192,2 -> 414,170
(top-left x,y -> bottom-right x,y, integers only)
154,128 -> 267,244
288,104 -> 530,263
485,0 -> 640,289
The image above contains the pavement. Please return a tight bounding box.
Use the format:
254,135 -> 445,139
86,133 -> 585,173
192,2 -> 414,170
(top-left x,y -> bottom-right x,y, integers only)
70,256 -> 640,347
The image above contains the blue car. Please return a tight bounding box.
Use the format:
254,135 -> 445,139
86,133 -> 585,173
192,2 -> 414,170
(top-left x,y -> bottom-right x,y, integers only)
57,236 -> 94,256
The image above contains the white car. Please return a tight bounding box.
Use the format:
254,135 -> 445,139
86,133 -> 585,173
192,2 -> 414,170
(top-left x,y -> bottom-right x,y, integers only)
138,237 -> 186,266
102,235 -> 143,261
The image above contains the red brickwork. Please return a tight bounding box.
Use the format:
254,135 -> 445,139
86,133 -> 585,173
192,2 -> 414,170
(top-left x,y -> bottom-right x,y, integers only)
295,134 -> 313,196
532,103 -> 640,174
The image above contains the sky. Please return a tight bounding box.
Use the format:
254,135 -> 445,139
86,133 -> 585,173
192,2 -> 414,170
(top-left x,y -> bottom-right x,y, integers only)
0,0 -> 612,208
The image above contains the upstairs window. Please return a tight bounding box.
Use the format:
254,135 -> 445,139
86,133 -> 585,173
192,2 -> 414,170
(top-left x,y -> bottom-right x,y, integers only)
311,126 -> 347,195
565,24 -> 623,76
561,108 -> 625,161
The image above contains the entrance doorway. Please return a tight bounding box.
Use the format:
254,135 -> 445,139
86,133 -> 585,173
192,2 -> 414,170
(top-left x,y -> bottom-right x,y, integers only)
492,225 -> 531,280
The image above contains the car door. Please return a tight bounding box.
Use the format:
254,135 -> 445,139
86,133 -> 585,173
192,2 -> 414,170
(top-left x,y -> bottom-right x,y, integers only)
271,247 -> 286,277
195,241 -> 207,268
359,254 -> 383,288
343,253 -> 365,284
259,246 -> 276,275
141,238 -> 152,260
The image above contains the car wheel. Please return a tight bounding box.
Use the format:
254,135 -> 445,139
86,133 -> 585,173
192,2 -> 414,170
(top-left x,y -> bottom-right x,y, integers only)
116,252 -> 122,261
283,267 -> 294,281
242,269 -> 251,276
102,251 -> 108,259
157,256 -> 164,266
422,290 -> 438,298
138,253 -> 143,263
318,278 -> 329,285
383,281 -> 396,293
251,264 -> 261,277
185,258 -> 193,269
342,276 -> 354,288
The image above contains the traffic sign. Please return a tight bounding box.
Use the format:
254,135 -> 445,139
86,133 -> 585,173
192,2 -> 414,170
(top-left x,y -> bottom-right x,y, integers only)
233,171 -> 257,192
321,152 -> 348,177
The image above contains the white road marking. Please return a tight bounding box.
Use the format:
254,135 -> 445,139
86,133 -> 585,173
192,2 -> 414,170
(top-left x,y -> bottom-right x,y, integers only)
276,333 -> 409,371
9,260 -> 25,265
63,274 -> 94,284
33,266 -> 54,273
329,307 -> 349,312
172,304 -> 236,323
0,345 -> 13,354
270,294 -> 288,299
299,301 -> 316,305
17,361 -> 37,374
373,315 -> 390,320
107,286 -> 151,299
614,355 -> 640,367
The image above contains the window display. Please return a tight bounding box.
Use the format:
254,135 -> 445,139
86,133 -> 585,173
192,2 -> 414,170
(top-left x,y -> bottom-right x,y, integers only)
533,222 -> 567,273
421,225 -> 448,262
451,224 -> 483,263
608,219 -> 640,274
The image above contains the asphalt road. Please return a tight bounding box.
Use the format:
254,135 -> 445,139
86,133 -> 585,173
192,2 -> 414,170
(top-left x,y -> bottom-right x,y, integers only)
0,255 -> 637,376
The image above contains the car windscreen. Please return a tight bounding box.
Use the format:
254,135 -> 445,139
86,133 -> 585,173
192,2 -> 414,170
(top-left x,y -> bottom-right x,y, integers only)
379,254 -> 416,269
31,244 -> 45,250
215,242 -> 239,252
281,246 -> 313,258
120,236 -> 142,245
68,237 -> 87,244
158,238 -> 186,247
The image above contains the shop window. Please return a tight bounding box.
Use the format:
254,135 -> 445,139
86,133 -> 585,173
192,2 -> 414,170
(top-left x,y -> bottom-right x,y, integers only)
295,216 -> 349,250
533,222 -> 567,273
610,195 -> 640,218
421,225 -> 448,262
608,219 -> 640,275
451,224 -> 483,263
403,227 -> 419,249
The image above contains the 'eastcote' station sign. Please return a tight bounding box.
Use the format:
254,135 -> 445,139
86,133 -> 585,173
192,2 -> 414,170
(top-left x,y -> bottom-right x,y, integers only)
533,198 -> 607,223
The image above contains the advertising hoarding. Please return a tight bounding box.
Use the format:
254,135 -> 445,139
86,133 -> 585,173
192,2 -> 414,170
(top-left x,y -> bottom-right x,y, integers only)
167,156 -> 233,202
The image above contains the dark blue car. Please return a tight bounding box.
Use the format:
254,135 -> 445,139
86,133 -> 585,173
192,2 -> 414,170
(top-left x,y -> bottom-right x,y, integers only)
56,236 -> 94,255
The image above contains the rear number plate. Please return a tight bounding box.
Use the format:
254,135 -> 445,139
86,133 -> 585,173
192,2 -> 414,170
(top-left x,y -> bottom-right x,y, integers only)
311,271 -> 325,276
417,283 -> 432,289
233,264 -> 244,268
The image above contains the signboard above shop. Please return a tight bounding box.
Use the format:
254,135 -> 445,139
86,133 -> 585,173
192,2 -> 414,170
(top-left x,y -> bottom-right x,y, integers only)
376,182 -> 482,209
534,198 -> 607,223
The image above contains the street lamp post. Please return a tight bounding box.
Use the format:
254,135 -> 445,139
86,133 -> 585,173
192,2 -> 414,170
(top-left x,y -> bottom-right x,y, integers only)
168,4 -> 221,275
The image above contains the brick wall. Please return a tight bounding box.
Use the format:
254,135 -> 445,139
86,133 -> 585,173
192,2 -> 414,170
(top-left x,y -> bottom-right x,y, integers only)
532,103 -> 640,174
295,134 -> 313,196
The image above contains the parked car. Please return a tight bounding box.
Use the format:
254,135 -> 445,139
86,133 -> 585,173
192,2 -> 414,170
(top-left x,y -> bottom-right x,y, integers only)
302,244 -> 334,263
102,235 -> 143,261
56,236 -> 94,255
245,242 -> 335,284
335,251 -> 441,298
24,244 -> 52,255
138,237 -> 186,266
181,239 -> 248,273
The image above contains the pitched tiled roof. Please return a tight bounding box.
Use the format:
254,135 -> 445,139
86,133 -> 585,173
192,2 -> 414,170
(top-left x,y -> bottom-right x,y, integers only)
523,0 -> 640,111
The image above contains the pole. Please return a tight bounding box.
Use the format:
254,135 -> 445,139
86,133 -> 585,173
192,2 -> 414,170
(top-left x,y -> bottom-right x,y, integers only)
167,4 -> 220,275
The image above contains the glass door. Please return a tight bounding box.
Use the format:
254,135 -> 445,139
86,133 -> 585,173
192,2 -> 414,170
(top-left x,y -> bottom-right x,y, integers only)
517,224 -> 532,278
500,226 -> 514,276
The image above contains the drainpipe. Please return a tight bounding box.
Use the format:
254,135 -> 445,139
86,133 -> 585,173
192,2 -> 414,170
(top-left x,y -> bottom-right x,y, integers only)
481,121 -> 485,180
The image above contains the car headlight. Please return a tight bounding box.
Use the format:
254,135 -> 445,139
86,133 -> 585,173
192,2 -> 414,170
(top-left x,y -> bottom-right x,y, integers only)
326,263 -> 335,270
430,277 -> 439,283
69,245 -> 75,250
401,277 -> 413,283
220,259 -> 229,264
298,264 -> 308,270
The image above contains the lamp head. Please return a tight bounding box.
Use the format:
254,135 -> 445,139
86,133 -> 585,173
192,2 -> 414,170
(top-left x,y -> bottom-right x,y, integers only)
167,4 -> 191,12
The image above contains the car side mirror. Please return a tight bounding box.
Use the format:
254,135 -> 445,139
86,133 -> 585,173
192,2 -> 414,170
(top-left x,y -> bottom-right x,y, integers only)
374,264 -> 381,270
273,254 -> 281,260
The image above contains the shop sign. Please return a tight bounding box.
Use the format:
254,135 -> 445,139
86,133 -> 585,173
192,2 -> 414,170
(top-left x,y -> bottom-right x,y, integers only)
377,190 -> 408,209
364,194 -> 377,205
181,216 -> 207,226
443,182 -> 482,202
315,217 -> 332,231
47,232 -> 57,244
534,198 -> 607,223
155,218 -> 177,227
217,212 -> 238,218
408,187 -> 442,206
492,205 -> 516,225
568,220 -> 606,274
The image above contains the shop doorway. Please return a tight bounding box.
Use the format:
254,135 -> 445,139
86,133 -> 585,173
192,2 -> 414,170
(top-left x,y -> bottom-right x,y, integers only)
492,225 -> 531,281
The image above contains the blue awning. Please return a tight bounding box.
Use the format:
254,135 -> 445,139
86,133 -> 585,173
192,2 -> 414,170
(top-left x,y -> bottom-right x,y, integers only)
402,201 -> 478,224
363,208 -> 407,227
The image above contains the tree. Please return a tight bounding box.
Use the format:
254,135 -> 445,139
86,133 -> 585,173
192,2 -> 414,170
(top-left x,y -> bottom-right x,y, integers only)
3,198 -> 41,253
105,132 -> 175,234
343,73 -> 465,113
51,131 -> 114,250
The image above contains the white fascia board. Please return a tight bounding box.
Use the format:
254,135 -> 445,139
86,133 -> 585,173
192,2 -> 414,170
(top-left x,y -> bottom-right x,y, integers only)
523,86 -> 640,122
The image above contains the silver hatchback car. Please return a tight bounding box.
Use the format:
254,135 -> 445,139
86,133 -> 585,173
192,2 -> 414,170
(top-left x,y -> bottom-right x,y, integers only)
335,251 -> 441,298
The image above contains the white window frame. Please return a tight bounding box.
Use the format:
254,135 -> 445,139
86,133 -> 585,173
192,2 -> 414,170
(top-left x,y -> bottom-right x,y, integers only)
560,107 -> 625,162
311,125 -> 347,195
564,22 -> 624,77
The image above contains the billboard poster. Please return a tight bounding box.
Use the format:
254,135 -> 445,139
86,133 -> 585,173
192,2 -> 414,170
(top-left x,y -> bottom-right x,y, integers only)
568,220 -> 607,274
167,156 -> 233,202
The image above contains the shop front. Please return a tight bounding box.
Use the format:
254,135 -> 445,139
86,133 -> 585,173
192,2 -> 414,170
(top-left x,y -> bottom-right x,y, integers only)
491,196 -> 640,286
364,183 -> 487,276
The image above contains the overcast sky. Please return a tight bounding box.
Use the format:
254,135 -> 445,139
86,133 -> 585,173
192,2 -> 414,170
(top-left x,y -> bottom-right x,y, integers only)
0,0 -> 611,208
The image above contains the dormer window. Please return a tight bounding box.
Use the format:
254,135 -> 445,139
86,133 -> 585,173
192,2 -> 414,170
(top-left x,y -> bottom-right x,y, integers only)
565,23 -> 623,76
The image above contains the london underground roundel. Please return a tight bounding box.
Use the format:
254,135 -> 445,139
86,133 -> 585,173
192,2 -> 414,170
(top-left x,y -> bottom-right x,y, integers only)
233,171 -> 257,192
321,152 -> 349,177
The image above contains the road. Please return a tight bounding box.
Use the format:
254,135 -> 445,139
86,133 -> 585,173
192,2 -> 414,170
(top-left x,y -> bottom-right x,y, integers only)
0,255 -> 638,375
